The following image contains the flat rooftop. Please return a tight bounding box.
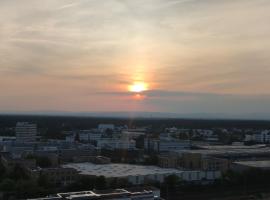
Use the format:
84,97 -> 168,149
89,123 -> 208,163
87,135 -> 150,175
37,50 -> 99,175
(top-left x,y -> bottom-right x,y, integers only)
234,160 -> 270,168
62,163 -> 182,178
198,145 -> 266,150
173,145 -> 270,157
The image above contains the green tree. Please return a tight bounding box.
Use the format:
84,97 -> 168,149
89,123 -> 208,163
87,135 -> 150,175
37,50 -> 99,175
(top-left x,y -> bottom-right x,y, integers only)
8,164 -> 29,180
38,174 -> 51,188
164,175 -> 181,189
0,179 -> 16,191
36,156 -> 52,168
95,176 -> 107,190
0,162 -> 6,179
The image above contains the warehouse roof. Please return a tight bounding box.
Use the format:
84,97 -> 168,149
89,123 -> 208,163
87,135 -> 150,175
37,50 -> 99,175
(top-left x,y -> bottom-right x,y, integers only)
62,163 -> 183,178
233,160 -> 270,169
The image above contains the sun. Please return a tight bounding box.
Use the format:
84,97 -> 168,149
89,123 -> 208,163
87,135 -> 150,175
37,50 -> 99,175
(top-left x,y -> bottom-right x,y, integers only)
129,82 -> 148,93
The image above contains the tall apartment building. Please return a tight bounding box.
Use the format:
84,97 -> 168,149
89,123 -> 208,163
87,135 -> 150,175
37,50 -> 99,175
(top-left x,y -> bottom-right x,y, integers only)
15,122 -> 37,143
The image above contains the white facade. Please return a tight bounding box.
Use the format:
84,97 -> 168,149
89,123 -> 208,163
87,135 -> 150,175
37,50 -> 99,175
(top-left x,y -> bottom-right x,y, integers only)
245,130 -> 270,143
65,132 -> 102,143
144,138 -> 191,152
97,138 -> 136,150
98,124 -> 115,132
15,122 -> 37,143
121,131 -> 145,140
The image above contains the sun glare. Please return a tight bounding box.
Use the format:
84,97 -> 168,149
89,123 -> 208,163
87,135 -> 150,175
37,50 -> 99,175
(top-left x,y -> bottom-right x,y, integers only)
129,82 -> 148,93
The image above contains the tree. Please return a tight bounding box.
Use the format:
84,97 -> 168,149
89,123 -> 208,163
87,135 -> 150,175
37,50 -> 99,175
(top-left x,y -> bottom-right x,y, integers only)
36,156 -> 52,168
164,175 -> 181,189
38,174 -> 51,188
65,176 -> 95,192
8,164 -> 28,180
0,179 -> 16,191
0,162 -> 6,179
95,176 -> 107,190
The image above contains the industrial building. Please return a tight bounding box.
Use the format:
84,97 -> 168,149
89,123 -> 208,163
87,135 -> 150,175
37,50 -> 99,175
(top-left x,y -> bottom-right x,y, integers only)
232,160 -> 270,172
62,163 -> 221,185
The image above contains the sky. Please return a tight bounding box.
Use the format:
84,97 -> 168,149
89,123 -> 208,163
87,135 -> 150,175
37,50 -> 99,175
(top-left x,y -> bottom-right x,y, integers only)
0,0 -> 270,118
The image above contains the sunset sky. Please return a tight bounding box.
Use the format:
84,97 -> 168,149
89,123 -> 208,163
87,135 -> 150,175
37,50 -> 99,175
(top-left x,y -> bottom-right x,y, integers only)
0,0 -> 270,117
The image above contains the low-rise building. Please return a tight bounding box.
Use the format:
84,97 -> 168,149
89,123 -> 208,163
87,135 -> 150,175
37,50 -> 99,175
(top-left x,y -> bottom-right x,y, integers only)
73,156 -> 111,164
144,138 -> 191,153
245,130 -> 270,144
65,131 -> 102,143
232,160 -> 270,172
158,154 -> 179,169
97,138 -> 136,150
30,167 -> 78,186
62,163 -> 221,185
98,124 -> 115,132
171,145 -> 270,172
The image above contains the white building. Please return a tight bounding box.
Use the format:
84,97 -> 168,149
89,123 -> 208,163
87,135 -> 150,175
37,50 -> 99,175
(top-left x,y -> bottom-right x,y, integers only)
62,163 -> 221,185
97,138 -> 136,150
0,136 -> 16,142
144,138 -> 191,153
121,131 -> 145,140
15,122 -> 37,143
65,131 -> 102,143
98,124 -> 115,132
245,130 -> 270,143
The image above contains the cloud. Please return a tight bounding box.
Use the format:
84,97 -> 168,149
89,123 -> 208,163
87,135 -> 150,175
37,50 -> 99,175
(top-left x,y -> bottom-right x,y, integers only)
0,0 -> 270,114
58,3 -> 79,10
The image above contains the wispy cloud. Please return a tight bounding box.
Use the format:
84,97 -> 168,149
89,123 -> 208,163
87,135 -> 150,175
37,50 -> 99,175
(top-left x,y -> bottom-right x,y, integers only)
58,3 -> 79,10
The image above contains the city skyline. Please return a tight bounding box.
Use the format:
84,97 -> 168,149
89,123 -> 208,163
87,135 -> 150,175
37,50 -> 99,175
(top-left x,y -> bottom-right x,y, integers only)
0,0 -> 270,117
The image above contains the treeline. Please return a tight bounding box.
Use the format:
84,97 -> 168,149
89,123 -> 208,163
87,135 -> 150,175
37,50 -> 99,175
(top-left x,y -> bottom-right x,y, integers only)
1,115 -> 270,130
0,163 -> 57,199
161,170 -> 270,200
0,162 -> 130,199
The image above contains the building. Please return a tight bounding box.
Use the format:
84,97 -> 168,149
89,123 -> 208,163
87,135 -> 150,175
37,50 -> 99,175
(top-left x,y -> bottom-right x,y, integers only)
121,131 -> 145,140
97,138 -> 136,150
16,122 -> 37,143
171,145 -> 270,172
158,154 -> 179,169
62,163 -> 221,185
245,130 -> 270,144
30,167 -> 78,186
73,156 -> 111,164
98,124 -> 115,132
232,160 -> 270,172
144,138 -> 191,153
28,187 -> 163,200
59,148 -> 97,163
65,131 -> 102,143
0,136 -> 16,142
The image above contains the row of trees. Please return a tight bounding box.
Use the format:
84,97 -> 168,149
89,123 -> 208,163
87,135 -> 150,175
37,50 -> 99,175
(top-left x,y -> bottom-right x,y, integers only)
160,170 -> 270,199
0,163 -> 57,199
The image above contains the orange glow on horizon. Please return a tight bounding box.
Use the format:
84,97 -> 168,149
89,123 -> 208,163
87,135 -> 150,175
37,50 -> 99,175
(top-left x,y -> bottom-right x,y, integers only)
128,82 -> 148,93
133,93 -> 145,100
